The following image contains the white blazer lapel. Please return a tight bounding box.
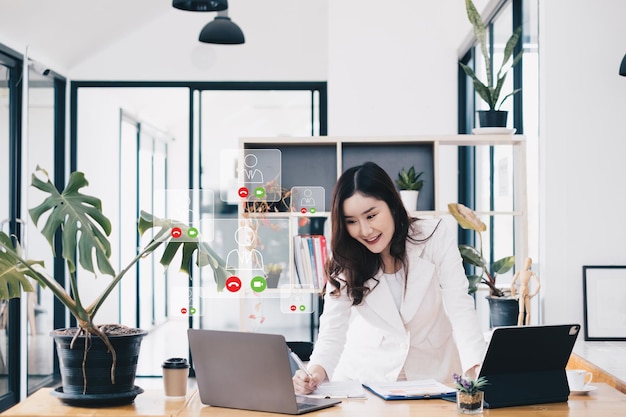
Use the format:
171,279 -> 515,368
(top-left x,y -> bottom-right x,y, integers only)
400,245 -> 435,323
363,272 -> 405,331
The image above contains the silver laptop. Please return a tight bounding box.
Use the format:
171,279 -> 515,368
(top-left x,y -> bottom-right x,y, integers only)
187,329 -> 341,415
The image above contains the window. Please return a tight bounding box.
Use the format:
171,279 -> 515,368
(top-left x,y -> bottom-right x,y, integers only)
0,45 -> 66,411
458,0 -> 540,325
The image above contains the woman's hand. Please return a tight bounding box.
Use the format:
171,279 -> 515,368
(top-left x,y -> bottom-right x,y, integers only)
292,365 -> 327,395
466,364 -> 480,380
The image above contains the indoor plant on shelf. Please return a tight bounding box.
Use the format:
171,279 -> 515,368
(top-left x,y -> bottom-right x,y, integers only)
460,0 -> 523,128
448,203 -> 517,327
0,167 -> 232,406
395,166 -> 424,212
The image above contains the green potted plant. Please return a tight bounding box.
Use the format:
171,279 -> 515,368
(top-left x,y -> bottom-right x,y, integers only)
448,203 -> 517,327
396,166 -> 424,212
453,373 -> 488,414
460,0 -> 523,128
0,167 -> 232,406
265,263 -> 283,289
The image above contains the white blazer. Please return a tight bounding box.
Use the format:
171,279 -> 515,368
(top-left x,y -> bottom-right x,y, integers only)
308,219 -> 486,384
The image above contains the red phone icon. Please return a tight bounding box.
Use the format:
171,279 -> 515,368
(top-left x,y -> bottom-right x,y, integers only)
225,276 -> 242,292
290,305 -> 297,312
171,227 -> 182,238
180,307 -> 187,314
300,207 -> 307,214
238,187 -> 249,198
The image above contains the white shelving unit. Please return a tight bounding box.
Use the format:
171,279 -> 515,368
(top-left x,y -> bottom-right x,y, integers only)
238,135 -> 528,294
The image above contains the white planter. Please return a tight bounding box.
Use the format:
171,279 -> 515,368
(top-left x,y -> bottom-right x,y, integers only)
399,190 -> 419,212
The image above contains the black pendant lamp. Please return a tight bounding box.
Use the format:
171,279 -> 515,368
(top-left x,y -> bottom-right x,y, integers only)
620,54 -> 626,76
199,10 -> 245,44
173,0 -> 227,12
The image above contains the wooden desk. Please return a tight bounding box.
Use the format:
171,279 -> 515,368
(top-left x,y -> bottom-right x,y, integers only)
0,388 -> 191,417
179,383 -> 626,417
2,383 -> 626,417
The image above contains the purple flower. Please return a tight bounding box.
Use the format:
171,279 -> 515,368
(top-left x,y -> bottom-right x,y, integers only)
452,373 -> 489,394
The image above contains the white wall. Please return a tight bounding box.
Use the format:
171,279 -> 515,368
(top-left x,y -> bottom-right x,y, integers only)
327,0 -> 470,136
539,0 -> 626,326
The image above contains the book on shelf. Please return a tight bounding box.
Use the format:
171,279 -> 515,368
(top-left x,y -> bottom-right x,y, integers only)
312,235 -> 328,288
293,234 -> 328,289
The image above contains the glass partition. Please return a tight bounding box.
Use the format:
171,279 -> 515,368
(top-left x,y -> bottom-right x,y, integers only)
24,66 -> 56,393
0,60 -> 11,401
72,83 -> 326,377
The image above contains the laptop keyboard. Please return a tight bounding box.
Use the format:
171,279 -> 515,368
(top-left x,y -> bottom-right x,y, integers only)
296,397 -> 333,412
297,402 -> 322,411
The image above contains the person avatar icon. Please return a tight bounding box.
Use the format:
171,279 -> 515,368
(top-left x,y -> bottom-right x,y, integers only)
225,226 -> 265,272
300,188 -> 316,208
240,154 -> 264,184
510,257 -> 541,326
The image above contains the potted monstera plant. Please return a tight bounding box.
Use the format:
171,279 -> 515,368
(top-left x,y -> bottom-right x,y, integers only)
460,0 -> 523,128
0,167 -> 232,406
448,203 -> 517,327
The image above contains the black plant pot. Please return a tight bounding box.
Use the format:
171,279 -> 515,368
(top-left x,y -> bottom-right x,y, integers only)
51,328 -> 147,406
266,272 -> 281,288
486,296 -> 519,328
478,110 -> 508,128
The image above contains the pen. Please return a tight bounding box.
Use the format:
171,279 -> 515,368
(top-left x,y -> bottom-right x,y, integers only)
289,350 -> 313,378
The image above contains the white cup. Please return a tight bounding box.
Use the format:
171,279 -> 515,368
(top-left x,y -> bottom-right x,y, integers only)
566,369 -> 593,391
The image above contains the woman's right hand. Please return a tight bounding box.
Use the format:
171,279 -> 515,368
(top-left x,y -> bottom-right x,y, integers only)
292,365 -> 327,395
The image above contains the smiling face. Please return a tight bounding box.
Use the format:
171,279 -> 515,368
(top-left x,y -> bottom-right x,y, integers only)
342,192 -> 396,265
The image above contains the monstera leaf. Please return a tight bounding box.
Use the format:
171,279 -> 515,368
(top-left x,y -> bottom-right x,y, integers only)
137,211 -> 233,291
28,168 -> 115,276
0,232 -> 40,299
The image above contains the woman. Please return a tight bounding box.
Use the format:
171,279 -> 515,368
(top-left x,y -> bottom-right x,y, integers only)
293,162 -> 485,394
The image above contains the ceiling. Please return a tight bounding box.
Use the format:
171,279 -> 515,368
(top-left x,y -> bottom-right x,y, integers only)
0,0 -> 283,73
0,1 -> 170,68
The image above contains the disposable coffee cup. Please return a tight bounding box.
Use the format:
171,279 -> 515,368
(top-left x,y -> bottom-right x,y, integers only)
162,357 -> 190,397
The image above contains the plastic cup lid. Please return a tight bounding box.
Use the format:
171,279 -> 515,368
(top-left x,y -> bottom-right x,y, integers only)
162,357 -> 189,369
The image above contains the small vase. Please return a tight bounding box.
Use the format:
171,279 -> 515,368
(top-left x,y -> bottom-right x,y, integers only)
399,190 -> 419,212
456,391 -> 484,414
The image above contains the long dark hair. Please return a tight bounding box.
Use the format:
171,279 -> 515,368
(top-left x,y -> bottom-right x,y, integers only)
326,161 -> 416,305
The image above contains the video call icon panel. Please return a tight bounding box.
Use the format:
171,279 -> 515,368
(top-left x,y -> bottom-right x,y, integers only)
290,186 -> 325,214
220,149 -> 282,204
280,284 -> 315,314
153,188 -> 214,242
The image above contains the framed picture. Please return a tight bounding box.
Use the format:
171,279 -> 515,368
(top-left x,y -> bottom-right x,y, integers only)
583,265 -> 626,341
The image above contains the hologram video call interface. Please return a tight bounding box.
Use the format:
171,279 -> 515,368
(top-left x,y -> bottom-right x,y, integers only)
154,149 -> 326,317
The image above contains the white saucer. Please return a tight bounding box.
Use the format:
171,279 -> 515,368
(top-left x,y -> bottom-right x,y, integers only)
570,385 -> 597,395
472,127 -> 517,135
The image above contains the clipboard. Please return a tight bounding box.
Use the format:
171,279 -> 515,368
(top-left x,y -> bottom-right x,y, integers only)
362,379 -> 456,400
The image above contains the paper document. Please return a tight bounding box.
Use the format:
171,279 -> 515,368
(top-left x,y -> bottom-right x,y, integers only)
363,379 -> 456,400
302,381 -> 367,399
